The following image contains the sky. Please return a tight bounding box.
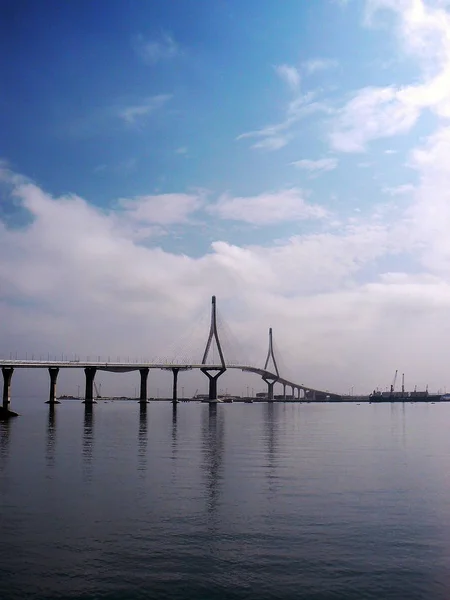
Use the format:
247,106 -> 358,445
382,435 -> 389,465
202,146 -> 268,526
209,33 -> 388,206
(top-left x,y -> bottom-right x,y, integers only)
3,0 -> 450,397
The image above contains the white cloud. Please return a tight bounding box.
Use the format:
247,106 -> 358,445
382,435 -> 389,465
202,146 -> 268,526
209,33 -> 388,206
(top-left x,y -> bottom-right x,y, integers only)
9,3 -> 450,398
209,189 -> 328,225
175,147 -> 188,154
275,64 -> 300,90
237,92 -> 331,151
383,184 -> 415,195
291,157 -> 338,174
5,118 -> 450,394
330,86 -> 420,152
118,95 -> 172,125
251,136 -> 290,150
331,0 -> 450,152
237,126 -> 290,151
408,125 -> 450,273
132,33 -> 180,64
303,58 -> 338,74
117,193 -> 203,225
242,1 -> 450,156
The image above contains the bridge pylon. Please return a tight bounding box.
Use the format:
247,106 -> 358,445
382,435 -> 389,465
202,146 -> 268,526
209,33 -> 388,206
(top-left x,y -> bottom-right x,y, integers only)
262,327 -> 279,401
200,296 -> 226,402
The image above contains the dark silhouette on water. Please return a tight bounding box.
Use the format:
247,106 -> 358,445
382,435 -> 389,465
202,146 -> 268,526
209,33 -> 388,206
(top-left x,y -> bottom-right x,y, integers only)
201,404 -> 224,520
0,418 -> 11,469
171,403 -> 178,460
82,404 -> 94,480
265,402 -> 276,462
138,402 -> 147,471
45,405 -> 57,467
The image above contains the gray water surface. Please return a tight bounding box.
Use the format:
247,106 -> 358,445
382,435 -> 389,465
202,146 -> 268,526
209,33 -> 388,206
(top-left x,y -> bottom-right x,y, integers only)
1,399 -> 450,599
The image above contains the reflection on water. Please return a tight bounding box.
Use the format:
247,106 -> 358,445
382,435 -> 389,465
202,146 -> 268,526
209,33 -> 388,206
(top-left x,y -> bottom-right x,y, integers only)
401,400 -> 407,447
265,402 -> 277,462
201,404 -> 224,519
138,402 -> 147,471
0,419 -> 11,470
388,401 -> 408,449
3,402 -> 450,599
82,404 -> 94,480
171,403 -> 177,459
45,405 -> 57,467
264,402 -> 277,483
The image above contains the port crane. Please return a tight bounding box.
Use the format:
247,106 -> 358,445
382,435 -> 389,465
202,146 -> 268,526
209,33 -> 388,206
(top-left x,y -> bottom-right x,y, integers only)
390,370 -> 398,394
94,382 -> 102,399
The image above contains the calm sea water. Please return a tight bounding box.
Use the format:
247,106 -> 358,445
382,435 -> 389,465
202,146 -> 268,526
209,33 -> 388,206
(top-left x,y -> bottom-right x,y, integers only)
1,399 -> 450,599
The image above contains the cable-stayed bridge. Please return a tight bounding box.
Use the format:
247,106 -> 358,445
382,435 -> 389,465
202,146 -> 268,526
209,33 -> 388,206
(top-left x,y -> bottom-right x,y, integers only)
1,296 -> 338,416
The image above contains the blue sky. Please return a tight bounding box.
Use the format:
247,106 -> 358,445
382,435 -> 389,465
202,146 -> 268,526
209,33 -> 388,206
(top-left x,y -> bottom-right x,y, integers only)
2,1 -> 414,236
3,0 -> 450,395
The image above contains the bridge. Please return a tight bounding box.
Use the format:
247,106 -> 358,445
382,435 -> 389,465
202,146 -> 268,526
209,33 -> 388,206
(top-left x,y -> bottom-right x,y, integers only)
0,296 -> 338,417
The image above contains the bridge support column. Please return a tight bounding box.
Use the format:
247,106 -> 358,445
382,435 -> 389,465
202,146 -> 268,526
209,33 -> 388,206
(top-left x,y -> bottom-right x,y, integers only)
83,367 -> 97,404
2,367 -> 13,408
263,376 -> 278,402
46,367 -> 60,405
201,368 -> 226,402
172,368 -> 180,404
1,367 -> 17,417
139,368 -> 149,403
283,384 -> 286,401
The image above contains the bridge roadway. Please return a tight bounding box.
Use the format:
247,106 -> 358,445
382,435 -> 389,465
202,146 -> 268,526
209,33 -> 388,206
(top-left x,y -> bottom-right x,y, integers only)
0,359 -> 334,414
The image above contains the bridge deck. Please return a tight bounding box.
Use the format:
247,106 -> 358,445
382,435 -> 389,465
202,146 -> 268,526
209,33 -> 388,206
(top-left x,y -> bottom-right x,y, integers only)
0,360 -> 331,396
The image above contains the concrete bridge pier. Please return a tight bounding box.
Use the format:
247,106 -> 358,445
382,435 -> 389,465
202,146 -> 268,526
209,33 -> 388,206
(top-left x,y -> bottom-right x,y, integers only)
2,367 -> 13,408
201,368 -> 226,402
263,376 -> 278,402
83,367 -> 97,404
139,368 -> 149,404
1,367 -> 17,418
46,367 -> 60,405
283,384 -> 286,401
1,367 -> 18,418
171,368 -> 180,404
